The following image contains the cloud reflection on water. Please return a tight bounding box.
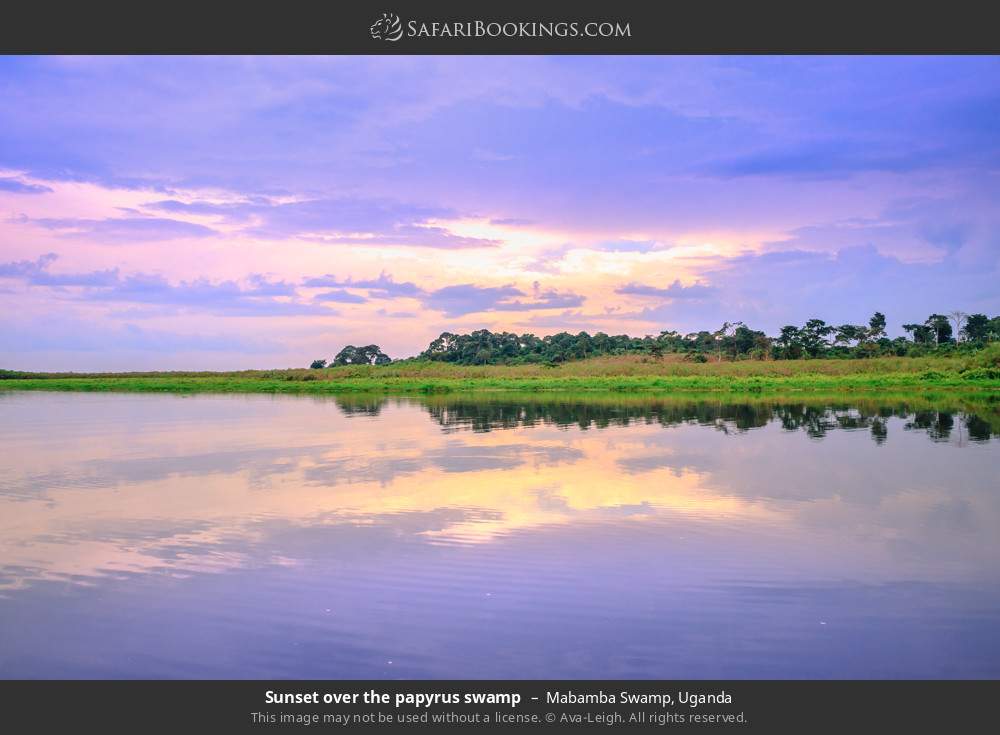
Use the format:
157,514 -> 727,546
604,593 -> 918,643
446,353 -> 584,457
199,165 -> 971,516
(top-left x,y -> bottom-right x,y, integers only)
0,392 -> 998,678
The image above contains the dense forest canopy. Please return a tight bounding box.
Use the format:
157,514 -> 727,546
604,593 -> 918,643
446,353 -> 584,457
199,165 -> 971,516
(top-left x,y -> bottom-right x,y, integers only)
313,312 -> 1000,367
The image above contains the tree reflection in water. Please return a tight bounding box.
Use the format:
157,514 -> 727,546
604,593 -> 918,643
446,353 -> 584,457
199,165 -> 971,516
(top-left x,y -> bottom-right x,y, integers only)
329,394 -> 999,445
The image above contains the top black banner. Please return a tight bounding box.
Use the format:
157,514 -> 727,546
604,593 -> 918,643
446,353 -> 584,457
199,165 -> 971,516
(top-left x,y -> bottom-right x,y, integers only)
3,0 -> 999,54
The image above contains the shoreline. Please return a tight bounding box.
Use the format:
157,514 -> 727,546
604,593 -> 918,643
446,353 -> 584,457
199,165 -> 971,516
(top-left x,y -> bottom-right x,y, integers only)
3,375 -> 999,396
3,355 -> 998,396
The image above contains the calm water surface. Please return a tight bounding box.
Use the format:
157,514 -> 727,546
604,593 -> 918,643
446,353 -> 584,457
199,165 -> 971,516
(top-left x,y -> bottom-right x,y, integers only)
1,391 -> 998,678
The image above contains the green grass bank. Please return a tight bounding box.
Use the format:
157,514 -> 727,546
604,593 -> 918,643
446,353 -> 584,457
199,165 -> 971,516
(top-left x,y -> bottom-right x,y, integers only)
3,353 -> 999,396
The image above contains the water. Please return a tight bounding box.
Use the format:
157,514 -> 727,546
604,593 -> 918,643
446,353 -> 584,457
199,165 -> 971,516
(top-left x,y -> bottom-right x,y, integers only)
1,391 -> 998,679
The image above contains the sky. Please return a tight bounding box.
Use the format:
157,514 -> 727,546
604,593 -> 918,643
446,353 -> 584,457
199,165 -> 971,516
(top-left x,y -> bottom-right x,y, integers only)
1,55 -> 998,370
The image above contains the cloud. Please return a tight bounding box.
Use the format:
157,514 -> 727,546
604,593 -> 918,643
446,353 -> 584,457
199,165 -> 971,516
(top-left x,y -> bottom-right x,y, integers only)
147,196 -> 499,248
0,251 -> 57,278
0,252 -> 119,286
521,310 -> 609,330
702,140 -> 945,180
766,196 -> 1000,264
3,58 -> 998,229
151,196 -> 443,233
311,223 -> 498,249
313,289 -> 367,304
595,240 -> 664,253
0,253 -> 329,317
424,284 -> 522,317
488,217 -> 534,226
80,273 -> 326,316
615,280 -> 716,300
27,213 -> 217,241
143,197 -> 270,220
493,288 -> 586,312
630,245 -> 1000,336
0,177 -> 52,194
0,318 -> 279,353
423,283 -> 585,317
302,271 -> 425,299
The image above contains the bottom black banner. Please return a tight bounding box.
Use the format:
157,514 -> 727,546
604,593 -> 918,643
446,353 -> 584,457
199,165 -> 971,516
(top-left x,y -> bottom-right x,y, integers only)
1,680 -> 997,733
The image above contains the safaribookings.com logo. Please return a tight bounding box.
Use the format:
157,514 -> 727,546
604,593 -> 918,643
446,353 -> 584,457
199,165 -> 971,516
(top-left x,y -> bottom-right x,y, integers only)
370,13 -> 631,42
370,13 -> 403,41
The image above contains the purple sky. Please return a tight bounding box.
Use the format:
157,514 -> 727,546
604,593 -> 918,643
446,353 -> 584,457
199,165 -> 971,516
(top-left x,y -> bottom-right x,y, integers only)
1,56 -> 998,369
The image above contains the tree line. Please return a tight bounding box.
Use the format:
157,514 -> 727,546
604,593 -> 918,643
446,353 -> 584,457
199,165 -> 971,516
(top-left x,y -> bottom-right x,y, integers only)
310,311 -> 1000,367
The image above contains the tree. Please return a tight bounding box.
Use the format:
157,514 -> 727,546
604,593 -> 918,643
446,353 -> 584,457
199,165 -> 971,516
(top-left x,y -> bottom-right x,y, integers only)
962,314 -> 990,343
775,325 -> 803,360
800,319 -> 834,357
867,312 -> 887,341
402,314 -> 994,367
332,346 -> 361,365
423,332 -> 458,359
925,314 -> 953,345
834,324 -> 865,347
333,344 -> 392,365
903,322 -> 935,345
949,311 -> 968,342
309,359 -> 327,369
963,315 -> 999,343
750,331 -> 772,360
732,324 -> 763,356
712,321 -> 743,361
